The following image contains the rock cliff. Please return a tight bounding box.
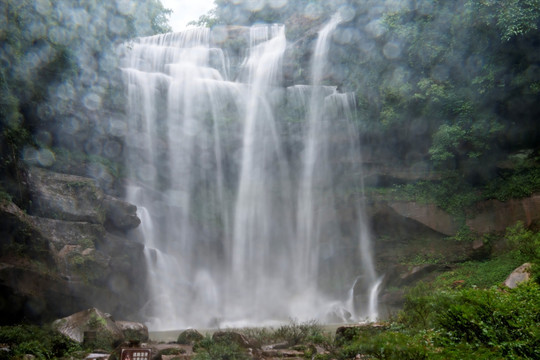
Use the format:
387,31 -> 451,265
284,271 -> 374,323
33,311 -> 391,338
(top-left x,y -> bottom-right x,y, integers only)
0,167 -> 144,325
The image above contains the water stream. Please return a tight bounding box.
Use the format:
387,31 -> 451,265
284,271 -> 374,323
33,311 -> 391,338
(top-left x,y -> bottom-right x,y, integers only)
120,17 -> 379,330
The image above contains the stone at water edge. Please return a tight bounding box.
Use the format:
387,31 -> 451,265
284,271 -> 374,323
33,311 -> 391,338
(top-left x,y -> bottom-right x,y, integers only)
504,263 -> 532,289
115,321 -> 149,343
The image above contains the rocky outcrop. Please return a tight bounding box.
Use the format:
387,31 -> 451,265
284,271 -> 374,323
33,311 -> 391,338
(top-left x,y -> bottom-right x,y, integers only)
386,201 -> 459,236
27,167 -> 105,224
27,167 -> 140,233
103,195 -> 141,232
0,167 -> 144,325
467,194 -> 540,233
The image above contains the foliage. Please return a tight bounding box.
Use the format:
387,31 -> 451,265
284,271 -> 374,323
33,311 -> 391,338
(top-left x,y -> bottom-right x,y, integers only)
273,319 -> 329,347
505,221 -> 540,261
188,8 -> 221,28
192,335 -> 249,360
337,282 -> 540,359
148,0 -> 173,34
0,324 -> 82,359
337,330 -> 429,360
473,0 -> 540,41
433,251 -> 525,289
436,283 -> 540,359
0,0 -> 171,199
388,175 -> 480,217
483,167 -> 540,201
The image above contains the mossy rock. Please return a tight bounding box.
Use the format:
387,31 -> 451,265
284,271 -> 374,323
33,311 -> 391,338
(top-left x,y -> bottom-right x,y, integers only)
177,329 -> 203,345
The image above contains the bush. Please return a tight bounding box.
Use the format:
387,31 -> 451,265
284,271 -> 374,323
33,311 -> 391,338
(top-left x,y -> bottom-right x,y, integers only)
274,319 -> 329,347
506,221 -> 540,262
335,281 -> 540,359
436,283 -> 540,359
192,335 -> 249,360
0,324 -> 82,359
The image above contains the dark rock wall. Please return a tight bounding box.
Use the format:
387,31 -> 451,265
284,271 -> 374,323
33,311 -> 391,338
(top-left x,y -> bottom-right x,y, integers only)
0,166 -> 144,325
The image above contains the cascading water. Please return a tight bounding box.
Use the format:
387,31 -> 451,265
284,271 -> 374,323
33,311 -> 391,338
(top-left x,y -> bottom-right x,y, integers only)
120,16 -> 379,330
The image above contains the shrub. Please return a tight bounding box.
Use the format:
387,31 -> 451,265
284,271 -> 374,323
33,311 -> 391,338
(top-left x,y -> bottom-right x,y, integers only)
274,319 -> 329,347
0,324 -> 82,359
505,221 -> 540,261
192,335 -> 249,360
436,283 -> 540,359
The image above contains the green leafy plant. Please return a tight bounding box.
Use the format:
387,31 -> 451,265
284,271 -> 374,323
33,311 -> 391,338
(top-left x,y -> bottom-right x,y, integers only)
505,221 -> 540,261
0,324 -> 82,359
193,335 -> 249,360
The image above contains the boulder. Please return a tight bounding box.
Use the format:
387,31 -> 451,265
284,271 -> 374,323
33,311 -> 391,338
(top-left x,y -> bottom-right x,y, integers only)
103,195 -> 140,232
115,321 -> 149,343
177,329 -> 204,345
212,331 -> 252,349
52,308 -> 125,348
503,263 -> 532,289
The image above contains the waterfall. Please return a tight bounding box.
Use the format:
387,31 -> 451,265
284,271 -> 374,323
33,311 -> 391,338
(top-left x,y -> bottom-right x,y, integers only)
120,18 -> 378,330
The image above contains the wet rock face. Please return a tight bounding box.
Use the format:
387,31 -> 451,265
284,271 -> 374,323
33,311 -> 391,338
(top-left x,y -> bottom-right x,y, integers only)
27,167 -> 140,233
0,167 -> 144,325
27,167 -> 106,224
103,195 -> 141,232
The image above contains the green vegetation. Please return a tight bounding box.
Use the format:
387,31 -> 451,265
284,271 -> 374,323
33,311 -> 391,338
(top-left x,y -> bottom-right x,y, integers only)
334,283 -> 540,359
0,324 -> 83,360
0,0 -> 170,204
193,335 -> 250,360
273,318 -> 330,347
332,222 -> 540,359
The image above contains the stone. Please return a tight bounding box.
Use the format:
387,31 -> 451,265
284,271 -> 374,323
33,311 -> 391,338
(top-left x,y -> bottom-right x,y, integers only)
103,195 -> 140,232
116,321 -> 149,342
177,329 -> 204,345
52,308 -> 125,348
27,167 -> 105,224
503,263 -> 532,289
212,331 -> 253,349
